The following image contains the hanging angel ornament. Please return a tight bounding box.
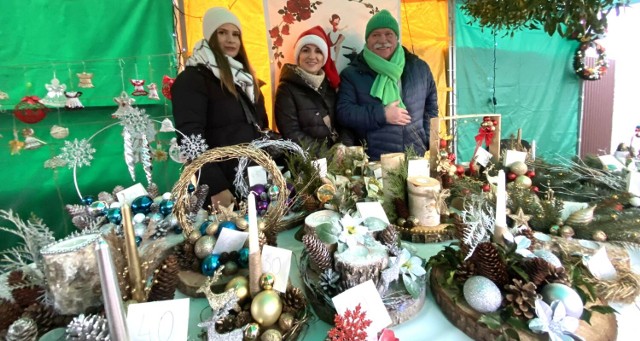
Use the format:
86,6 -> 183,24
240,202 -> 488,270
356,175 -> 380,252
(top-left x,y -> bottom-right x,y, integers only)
40,76 -> 67,108
130,79 -> 148,96
112,91 -> 135,118
22,128 -> 46,150
64,91 -> 84,110
77,72 -> 94,88
147,83 -> 159,100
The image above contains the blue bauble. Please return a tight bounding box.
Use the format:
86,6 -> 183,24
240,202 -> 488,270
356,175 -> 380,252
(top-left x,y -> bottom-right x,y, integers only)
238,247 -> 249,268
201,254 -> 221,276
159,199 -> 174,216
89,201 -> 108,216
106,208 -> 122,225
135,236 -> 142,247
215,221 -> 238,238
82,195 -> 95,205
131,195 -> 154,215
173,225 -> 183,234
200,221 -> 212,235
188,184 -> 196,193
250,184 -> 268,202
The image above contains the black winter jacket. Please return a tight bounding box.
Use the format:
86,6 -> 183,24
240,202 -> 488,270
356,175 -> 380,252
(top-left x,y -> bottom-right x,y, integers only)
274,64 -> 354,150
336,47 -> 438,160
171,65 -> 267,199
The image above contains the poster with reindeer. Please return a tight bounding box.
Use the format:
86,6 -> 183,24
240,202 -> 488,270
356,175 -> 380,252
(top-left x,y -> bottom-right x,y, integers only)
264,0 -> 400,95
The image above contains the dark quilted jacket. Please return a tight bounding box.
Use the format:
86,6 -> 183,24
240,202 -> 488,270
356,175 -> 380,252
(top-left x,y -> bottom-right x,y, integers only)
336,47 -> 438,160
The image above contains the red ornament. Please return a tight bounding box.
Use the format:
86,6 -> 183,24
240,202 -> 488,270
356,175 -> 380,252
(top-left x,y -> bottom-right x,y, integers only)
482,183 -> 491,192
378,328 -> 399,341
526,170 -> 536,178
507,172 -> 517,181
447,153 -> 456,162
531,186 -> 539,193
161,75 -> 175,100
14,96 -> 49,124
455,165 -> 465,176
439,139 -> 448,149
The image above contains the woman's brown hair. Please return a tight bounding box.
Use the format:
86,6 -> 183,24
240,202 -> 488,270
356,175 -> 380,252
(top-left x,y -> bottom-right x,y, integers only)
207,30 -> 260,101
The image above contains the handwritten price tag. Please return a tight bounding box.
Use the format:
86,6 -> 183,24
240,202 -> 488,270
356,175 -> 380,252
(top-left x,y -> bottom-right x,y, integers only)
312,158 -> 328,177
126,298 -> 189,341
503,150 -> 527,167
356,202 -> 390,224
332,280 -> 391,341
261,245 -> 292,293
407,159 -> 430,177
211,228 -> 248,255
116,183 -> 148,205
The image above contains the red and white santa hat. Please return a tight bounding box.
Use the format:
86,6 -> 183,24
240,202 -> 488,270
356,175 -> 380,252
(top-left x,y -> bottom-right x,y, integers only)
293,26 -> 341,88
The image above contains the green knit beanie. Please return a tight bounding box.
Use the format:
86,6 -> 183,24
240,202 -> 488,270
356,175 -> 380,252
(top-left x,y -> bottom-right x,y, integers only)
365,10 -> 399,39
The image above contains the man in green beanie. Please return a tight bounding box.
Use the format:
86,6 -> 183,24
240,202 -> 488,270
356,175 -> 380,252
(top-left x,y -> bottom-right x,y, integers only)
336,9 -> 438,160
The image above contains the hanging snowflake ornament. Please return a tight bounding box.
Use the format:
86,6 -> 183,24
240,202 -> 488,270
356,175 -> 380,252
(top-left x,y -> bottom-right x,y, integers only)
130,79 -> 148,96
179,134 -> 208,161
112,91 -> 135,118
40,76 -> 67,108
58,138 -> 96,168
77,72 -> 95,88
117,106 -> 155,140
64,91 -> 84,110
147,83 -> 159,100
161,75 -> 175,99
14,96 -> 49,124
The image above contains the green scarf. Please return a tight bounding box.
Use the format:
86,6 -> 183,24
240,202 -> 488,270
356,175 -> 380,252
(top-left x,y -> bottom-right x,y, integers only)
363,45 -> 406,109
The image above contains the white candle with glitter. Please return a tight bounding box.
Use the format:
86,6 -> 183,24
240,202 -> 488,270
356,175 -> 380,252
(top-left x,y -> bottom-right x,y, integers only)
248,193 -> 259,254
496,170 -> 507,228
95,238 -> 130,340
531,140 -> 536,161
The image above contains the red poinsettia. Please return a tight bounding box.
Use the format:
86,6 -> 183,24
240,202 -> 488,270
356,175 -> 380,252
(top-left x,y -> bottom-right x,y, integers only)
327,304 -> 372,341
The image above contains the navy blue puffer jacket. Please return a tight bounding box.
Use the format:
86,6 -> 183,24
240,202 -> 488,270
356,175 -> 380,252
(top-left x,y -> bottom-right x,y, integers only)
336,47 -> 438,160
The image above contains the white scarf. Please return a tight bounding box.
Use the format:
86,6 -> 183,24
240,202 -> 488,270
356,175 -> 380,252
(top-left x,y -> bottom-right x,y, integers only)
186,39 -> 255,103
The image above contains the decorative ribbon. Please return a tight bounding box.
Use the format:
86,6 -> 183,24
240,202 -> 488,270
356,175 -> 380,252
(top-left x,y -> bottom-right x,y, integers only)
434,189 -> 451,215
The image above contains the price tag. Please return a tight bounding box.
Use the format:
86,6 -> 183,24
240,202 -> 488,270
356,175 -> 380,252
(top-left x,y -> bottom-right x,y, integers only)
356,202 -> 389,224
312,158 -> 328,177
474,148 -> 493,167
116,183 -> 148,205
248,166 -> 268,186
503,150 -> 527,167
211,228 -> 248,255
407,159 -> 430,177
332,280 -> 391,341
261,245 -> 292,293
126,298 -> 189,341
599,154 -> 625,172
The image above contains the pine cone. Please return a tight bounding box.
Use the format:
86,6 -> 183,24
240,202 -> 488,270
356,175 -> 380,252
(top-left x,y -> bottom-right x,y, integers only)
547,266 -> 571,286
473,242 -> 509,287
22,302 -> 67,336
454,261 -> 476,283
521,258 -> 554,286
6,317 -> 38,341
0,299 -> 22,332
112,185 -> 125,198
8,271 -> 43,309
189,184 -> 210,213
303,194 -> 321,212
393,198 -> 410,219
65,314 -> 109,341
259,231 -> 268,251
282,286 -> 306,314
319,269 -> 341,295
215,315 -> 236,333
147,182 -> 159,199
379,225 -> 399,247
71,215 -> 96,230
504,279 -> 538,319
147,255 -> 180,302
302,234 -> 333,271
452,215 -> 469,257
175,242 -> 200,272
234,310 -> 252,328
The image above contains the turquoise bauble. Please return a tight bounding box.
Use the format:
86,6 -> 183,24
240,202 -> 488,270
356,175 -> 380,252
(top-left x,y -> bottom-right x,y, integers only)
200,221 -> 211,235
106,208 -> 122,225
148,212 -> 164,223
82,195 -> 94,205
541,283 -> 584,318
131,195 -> 154,215
187,183 -> 195,193
89,201 -> 108,216
463,276 -> 502,313
238,247 -> 250,268
201,254 -> 221,276
159,199 -> 174,216
215,220 -> 237,238
135,236 -> 142,246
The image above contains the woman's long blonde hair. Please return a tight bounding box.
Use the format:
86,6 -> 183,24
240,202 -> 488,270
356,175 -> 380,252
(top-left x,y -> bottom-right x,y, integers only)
207,30 -> 260,100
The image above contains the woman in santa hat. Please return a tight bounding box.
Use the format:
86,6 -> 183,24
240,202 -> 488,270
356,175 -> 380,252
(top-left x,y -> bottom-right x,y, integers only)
275,26 -> 354,152
171,7 -> 268,209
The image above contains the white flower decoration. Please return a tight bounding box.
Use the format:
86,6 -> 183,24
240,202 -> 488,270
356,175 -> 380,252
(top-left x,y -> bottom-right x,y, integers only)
529,299 -> 582,341
337,214 -> 367,248
398,248 -> 426,281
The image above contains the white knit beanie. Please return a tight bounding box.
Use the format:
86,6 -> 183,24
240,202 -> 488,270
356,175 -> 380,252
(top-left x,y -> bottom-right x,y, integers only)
202,7 -> 242,40
293,27 -> 329,67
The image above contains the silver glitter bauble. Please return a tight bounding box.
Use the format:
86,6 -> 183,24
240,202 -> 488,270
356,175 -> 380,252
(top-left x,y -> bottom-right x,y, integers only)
194,235 -> 216,259
463,276 -> 502,313
533,249 -> 562,268
541,283 -> 584,318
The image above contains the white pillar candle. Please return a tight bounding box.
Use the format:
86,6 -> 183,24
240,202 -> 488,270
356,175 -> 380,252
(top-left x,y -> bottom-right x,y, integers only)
495,170 -> 507,228
248,193 -> 259,254
95,239 -> 130,340
531,140 -> 536,161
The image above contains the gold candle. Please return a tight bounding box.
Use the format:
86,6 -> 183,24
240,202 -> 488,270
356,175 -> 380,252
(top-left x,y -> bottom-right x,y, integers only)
121,203 -> 145,302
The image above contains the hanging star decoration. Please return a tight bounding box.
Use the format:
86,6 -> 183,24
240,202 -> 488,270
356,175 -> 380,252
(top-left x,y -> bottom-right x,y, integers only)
377,253 -> 403,295
196,267 -> 243,341
509,207 -> 532,234
9,136 -> 25,155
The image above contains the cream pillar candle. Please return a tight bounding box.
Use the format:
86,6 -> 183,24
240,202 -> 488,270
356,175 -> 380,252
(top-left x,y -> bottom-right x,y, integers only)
407,176 -> 441,227
247,193 -> 262,297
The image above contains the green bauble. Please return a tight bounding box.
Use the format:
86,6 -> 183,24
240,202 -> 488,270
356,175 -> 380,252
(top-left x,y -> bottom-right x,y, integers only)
514,175 -> 532,188
250,289 -> 283,327
510,161 -> 528,176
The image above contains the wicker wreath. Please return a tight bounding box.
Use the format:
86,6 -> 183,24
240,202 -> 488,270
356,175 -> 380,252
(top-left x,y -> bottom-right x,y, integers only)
573,41 -> 608,81
172,144 -> 288,239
